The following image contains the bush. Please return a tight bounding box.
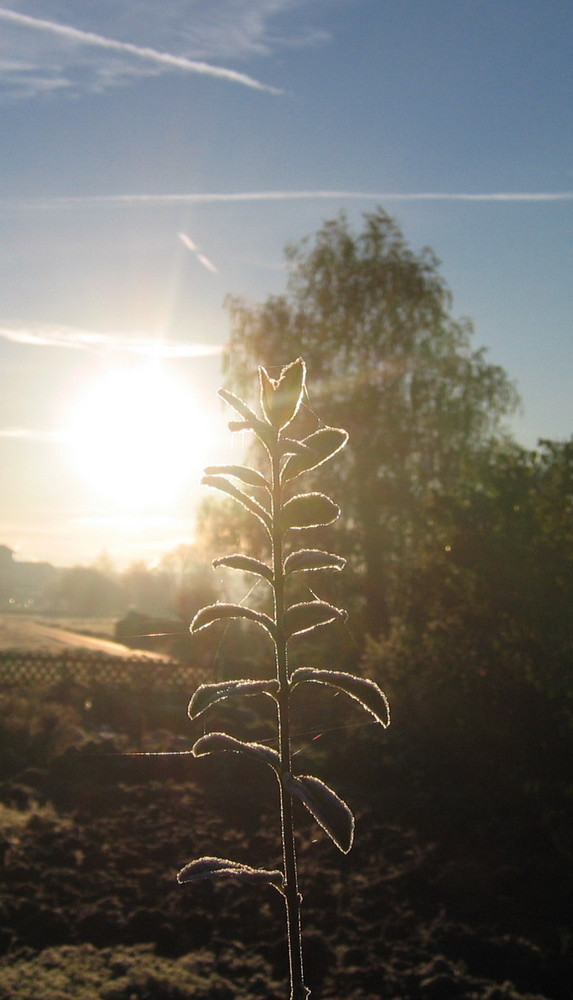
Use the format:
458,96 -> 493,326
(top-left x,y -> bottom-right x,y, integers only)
0,943 -> 282,1000
0,692 -> 83,780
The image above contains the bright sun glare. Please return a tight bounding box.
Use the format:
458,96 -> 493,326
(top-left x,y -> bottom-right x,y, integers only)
69,366 -> 211,509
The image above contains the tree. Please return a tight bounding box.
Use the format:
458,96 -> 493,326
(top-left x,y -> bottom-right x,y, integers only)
157,543 -> 218,623
223,208 -> 519,637
360,438 -> 573,858
120,561 -> 171,617
57,565 -> 125,617
433,438 -> 573,703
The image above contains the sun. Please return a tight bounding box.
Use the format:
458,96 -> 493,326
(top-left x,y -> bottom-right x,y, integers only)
69,365 -> 212,509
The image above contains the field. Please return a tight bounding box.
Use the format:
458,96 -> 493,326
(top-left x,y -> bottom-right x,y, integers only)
0,615 -> 117,649
0,615 -> 174,660
0,655 -> 571,1000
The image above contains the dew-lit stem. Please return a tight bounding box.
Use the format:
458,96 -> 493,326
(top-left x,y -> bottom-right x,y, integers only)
271,438 -> 308,1000
182,361 -> 386,1000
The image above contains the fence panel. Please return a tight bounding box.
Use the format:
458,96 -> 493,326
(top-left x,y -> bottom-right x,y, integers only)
0,649 -> 211,693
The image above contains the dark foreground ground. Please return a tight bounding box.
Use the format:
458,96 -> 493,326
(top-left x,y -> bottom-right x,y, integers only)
0,680 -> 572,1000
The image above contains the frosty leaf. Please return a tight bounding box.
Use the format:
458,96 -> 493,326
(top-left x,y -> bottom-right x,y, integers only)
202,475 -> 271,532
283,600 -> 347,639
177,856 -> 284,889
188,679 -> 279,720
281,493 -> 340,531
259,358 -> 306,430
228,420 -> 252,432
279,437 -> 313,458
212,554 -> 273,583
190,603 -> 276,639
284,549 -> 346,576
290,669 -> 390,728
282,427 -> 349,482
283,773 -> 355,854
218,388 -> 264,427
192,732 -> 280,771
178,856 -> 244,882
204,464 -> 270,491
219,388 -> 274,449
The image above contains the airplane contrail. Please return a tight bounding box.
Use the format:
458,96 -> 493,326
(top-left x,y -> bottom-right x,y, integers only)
0,6 -> 281,93
178,232 -> 218,273
8,189 -> 573,211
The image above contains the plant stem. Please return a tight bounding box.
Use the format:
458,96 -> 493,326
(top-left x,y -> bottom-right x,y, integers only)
271,439 -> 308,1000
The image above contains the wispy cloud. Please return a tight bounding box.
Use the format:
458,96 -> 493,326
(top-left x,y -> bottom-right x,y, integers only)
0,426 -> 65,442
0,5 -> 281,94
74,514 -> 189,532
9,189 -> 573,211
171,0 -> 328,61
0,324 -> 223,357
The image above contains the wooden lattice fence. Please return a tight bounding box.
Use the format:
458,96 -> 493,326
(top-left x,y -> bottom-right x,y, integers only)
0,649 -> 211,693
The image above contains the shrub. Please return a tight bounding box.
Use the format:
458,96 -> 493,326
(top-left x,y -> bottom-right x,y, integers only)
0,943 -> 281,1000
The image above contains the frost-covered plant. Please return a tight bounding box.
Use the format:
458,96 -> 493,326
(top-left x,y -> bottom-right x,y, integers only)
178,359 -> 390,1000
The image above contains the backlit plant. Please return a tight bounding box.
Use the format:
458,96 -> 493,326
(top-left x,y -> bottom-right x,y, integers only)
177,358 -> 390,1000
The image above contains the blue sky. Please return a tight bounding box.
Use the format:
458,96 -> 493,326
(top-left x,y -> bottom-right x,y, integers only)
0,0 -> 572,569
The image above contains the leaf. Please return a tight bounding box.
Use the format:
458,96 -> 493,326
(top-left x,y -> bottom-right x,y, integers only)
228,420 -> 252,432
282,427 -> 349,482
212,554 -> 273,583
283,600 -> 347,639
284,549 -> 346,576
192,732 -> 280,771
202,475 -> 271,532
177,856 -> 284,889
281,493 -> 340,531
283,773 -> 355,854
219,388 -> 274,449
280,437 -> 313,458
188,679 -> 279,720
290,668 -> 390,728
259,358 -> 306,430
204,464 -> 270,491
218,388 -> 263,426
190,603 -> 276,639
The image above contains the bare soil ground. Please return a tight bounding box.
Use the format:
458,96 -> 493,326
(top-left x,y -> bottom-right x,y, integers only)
0,632 -> 571,997
1,747 -> 570,1000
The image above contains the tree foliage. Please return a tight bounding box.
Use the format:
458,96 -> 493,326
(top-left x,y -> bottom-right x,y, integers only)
222,209 -> 519,636
402,438 -> 573,703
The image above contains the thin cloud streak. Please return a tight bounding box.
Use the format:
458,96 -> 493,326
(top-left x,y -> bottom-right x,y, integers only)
9,190 -> 573,211
75,515 -> 189,531
0,427 -> 65,442
0,325 -> 223,357
0,6 -> 280,93
178,232 -> 218,273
